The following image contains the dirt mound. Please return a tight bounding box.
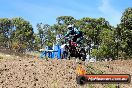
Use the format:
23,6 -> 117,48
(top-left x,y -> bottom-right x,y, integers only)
0,58 -> 80,88
0,57 -> 132,88
0,46 -> 34,58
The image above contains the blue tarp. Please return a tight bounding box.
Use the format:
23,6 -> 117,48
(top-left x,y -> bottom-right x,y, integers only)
40,45 -> 61,59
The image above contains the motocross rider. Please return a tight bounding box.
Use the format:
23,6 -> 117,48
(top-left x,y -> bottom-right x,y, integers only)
64,24 -> 83,45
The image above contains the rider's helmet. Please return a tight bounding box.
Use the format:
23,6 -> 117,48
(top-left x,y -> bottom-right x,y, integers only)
67,24 -> 73,30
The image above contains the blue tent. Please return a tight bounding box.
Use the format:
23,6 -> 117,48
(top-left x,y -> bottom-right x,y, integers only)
40,45 -> 62,59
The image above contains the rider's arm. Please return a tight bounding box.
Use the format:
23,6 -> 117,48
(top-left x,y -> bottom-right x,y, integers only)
74,28 -> 80,34
65,30 -> 71,37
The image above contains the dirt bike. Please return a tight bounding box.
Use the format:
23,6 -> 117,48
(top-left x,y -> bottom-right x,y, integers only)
64,35 -> 86,61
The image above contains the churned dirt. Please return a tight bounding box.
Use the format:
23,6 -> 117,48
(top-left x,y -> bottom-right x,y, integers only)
0,51 -> 132,88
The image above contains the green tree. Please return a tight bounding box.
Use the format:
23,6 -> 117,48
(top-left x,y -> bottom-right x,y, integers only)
55,16 -> 76,34
11,17 -> 34,52
91,28 -> 116,60
56,16 -> 75,25
32,33 -> 41,51
0,18 -> 12,48
119,7 -> 132,57
37,23 -> 55,47
77,17 -> 111,47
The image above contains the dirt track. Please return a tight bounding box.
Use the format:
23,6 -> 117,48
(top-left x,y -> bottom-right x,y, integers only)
0,54 -> 132,88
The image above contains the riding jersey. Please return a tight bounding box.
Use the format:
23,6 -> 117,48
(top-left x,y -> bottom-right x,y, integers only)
65,28 -> 81,37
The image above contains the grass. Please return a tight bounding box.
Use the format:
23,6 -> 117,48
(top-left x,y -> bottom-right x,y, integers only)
0,53 -> 10,60
86,64 -> 105,74
45,56 -> 49,61
26,51 -> 41,57
88,84 -> 95,88
0,56 -> 3,59
105,84 -> 118,88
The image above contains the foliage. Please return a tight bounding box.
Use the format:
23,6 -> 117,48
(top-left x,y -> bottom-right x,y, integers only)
91,7 -> 132,60
119,8 -> 132,56
12,17 -> 34,52
91,28 -> 116,60
0,56 -> 3,59
86,65 -> 104,74
76,17 -> 111,45
105,84 -> 118,88
56,16 -> 75,25
36,23 -> 55,47
0,17 -> 34,52
0,18 -> 12,47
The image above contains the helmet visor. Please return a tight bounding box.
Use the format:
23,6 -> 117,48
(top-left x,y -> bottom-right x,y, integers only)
68,27 -> 72,30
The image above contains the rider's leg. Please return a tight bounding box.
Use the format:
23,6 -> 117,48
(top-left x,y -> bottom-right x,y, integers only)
77,38 -> 82,44
64,51 -> 68,59
72,36 -> 77,42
